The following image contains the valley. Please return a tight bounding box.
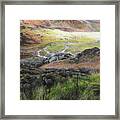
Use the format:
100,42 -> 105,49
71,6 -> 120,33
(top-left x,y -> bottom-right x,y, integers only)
20,20 -> 100,100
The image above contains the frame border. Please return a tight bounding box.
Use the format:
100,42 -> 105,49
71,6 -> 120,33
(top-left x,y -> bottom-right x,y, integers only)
0,0 -> 119,119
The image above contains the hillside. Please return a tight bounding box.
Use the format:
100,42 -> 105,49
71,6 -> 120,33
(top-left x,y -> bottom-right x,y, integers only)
21,20 -> 100,32
20,20 -> 100,100
20,20 -> 100,59
20,47 -> 100,100
40,47 -> 100,72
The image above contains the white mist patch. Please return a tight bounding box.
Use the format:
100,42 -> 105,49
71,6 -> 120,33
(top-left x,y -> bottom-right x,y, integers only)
71,32 -> 100,41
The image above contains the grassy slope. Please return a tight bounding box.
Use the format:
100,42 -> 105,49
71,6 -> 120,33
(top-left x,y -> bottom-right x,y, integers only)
21,28 -> 97,43
20,26 -> 100,100
31,73 -> 100,100
21,28 -> 100,57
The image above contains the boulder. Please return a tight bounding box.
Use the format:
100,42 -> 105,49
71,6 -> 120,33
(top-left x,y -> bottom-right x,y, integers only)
42,52 -> 73,64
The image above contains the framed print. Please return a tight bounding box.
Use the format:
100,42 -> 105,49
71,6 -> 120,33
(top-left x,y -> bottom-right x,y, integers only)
0,0 -> 119,119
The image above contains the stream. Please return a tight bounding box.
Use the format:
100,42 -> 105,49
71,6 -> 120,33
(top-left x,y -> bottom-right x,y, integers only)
36,42 -> 70,58
36,32 -> 100,58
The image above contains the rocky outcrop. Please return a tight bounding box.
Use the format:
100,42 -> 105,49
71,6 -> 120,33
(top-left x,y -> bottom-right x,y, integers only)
76,47 -> 100,58
20,47 -> 100,100
43,52 -> 73,64
21,47 -> 100,70
73,47 -> 100,63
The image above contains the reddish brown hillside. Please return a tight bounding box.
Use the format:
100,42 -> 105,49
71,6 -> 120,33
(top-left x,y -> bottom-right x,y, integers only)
20,20 -> 100,32
40,60 -> 100,70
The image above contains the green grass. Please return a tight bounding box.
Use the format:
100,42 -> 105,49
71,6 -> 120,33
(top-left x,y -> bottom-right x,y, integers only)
21,27 -> 100,58
47,42 -> 65,53
21,28 -> 97,45
26,73 -> 100,100
65,42 -> 100,54
46,73 -> 100,100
